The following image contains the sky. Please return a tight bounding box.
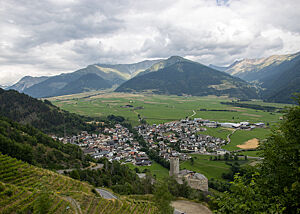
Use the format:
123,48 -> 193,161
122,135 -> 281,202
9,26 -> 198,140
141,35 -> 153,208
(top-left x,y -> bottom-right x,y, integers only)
1,0 -> 300,85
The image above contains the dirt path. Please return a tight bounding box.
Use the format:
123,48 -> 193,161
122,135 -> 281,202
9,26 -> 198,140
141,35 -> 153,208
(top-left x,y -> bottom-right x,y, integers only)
172,200 -> 212,214
227,129 -> 236,143
65,196 -> 82,214
188,110 -> 196,119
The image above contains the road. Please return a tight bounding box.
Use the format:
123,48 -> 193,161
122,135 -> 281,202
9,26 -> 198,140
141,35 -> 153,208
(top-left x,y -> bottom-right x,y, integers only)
189,110 -> 196,118
174,209 -> 185,214
226,129 -> 236,143
96,188 -> 118,199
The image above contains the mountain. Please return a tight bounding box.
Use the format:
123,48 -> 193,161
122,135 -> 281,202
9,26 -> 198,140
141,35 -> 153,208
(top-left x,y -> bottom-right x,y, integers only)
96,59 -> 162,78
54,73 -> 112,96
220,52 -> 300,103
22,59 -> 161,98
209,60 -> 241,72
224,52 -> 300,82
6,76 -> 49,92
137,56 -> 187,76
0,88 -> 97,136
116,56 -> 258,99
259,54 -> 300,103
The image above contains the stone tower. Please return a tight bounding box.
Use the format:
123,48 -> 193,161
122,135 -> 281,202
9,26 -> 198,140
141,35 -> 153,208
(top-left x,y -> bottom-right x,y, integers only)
169,157 -> 179,177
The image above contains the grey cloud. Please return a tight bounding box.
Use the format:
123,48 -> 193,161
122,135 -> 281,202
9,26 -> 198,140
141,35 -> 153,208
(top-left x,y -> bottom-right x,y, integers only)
0,0 -> 300,85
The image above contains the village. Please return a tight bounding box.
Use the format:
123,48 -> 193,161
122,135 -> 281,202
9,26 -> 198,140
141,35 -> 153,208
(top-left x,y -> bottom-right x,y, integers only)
56,117 -> 265,167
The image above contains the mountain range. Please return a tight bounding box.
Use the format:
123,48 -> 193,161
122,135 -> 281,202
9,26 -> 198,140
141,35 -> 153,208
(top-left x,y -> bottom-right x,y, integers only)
116,56 -> 258,99
9,59 -> 161,98
5,52 -> 300,103
210,52 -> 300,103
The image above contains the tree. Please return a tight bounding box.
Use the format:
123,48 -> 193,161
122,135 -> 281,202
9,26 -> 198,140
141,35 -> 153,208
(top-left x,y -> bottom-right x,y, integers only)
190,157 -> 194,165
154,181 -> 174,214
212,95 -> 300,213
70,170 -> 80,180
258,95 -> 300,213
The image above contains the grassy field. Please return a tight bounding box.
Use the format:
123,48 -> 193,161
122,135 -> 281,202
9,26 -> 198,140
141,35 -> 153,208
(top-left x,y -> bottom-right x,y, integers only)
126,161 -> 169,180
180,154 -> 250,180
222,128 -> 271,151
49,91 -> 287,127
199,127 -> 233,140
238,150 -> 262,157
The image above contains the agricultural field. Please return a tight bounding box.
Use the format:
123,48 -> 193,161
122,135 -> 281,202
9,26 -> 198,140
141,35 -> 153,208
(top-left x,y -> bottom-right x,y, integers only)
0,154 -> 158,214
180,154 -> 251,180
49,91 -> 288,127
222,128 -> 271,151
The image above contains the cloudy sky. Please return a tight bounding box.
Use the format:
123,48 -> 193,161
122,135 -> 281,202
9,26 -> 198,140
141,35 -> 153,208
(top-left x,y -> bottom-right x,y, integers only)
1,0 -> 300,85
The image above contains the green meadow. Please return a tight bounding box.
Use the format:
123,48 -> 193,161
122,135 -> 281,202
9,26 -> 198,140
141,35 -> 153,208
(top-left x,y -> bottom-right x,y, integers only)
49,91 -> 287,127
222,128 -> 271,151
126,161 -> 169,180
181,154 -> 250,180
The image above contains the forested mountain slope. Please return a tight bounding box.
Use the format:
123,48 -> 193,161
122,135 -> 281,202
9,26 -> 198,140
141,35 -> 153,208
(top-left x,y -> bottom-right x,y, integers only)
0,88 -> 97,136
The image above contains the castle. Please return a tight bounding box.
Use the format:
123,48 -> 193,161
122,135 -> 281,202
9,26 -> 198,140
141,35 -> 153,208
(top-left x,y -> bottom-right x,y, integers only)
169,157 -> 208,192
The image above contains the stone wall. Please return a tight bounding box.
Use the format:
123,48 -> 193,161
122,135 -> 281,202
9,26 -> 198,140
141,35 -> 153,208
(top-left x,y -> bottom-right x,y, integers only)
186,178 -> 208,192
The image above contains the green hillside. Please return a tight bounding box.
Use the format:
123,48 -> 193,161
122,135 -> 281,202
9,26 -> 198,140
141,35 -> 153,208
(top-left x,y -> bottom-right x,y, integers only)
116,56 -> 258,99
0,116 -> 90,169
55,73 -> 112,96
0,88 -> 97,136
260,54 -> 300,103
0,154 -> 158,214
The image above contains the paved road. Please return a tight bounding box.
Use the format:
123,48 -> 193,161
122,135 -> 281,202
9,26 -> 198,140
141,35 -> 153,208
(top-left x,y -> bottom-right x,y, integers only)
174,209 -> 185,214
96,188 -> 118,199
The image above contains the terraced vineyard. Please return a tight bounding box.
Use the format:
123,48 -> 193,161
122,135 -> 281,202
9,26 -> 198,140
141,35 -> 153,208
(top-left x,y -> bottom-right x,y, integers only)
0,154 -> 158,213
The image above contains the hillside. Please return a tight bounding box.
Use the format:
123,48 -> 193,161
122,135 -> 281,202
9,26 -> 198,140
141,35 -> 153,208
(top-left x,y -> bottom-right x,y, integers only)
0,88 -> 97,136
55,73 -> 112,96
260,54 -> 300,103
0,116 -> 90,169
220,52 -> 300,103
116,56 -> 258,99
21,60 -> 161,98
0,154 -> 158,213
224,52 -> 300,82
7,76 -> 49,92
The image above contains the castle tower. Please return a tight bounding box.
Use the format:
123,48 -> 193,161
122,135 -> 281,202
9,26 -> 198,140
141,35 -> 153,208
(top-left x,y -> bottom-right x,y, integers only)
169,157 -> 179,177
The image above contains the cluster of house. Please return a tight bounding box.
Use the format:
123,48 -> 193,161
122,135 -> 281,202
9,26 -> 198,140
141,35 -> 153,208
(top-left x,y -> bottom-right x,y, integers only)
58,124 -> 152,166
56,117 -> 265,167
136,119 -> 227,160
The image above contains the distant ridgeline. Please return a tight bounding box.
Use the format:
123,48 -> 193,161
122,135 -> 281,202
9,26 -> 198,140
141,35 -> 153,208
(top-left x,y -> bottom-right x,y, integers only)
0,88 -> 99,136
